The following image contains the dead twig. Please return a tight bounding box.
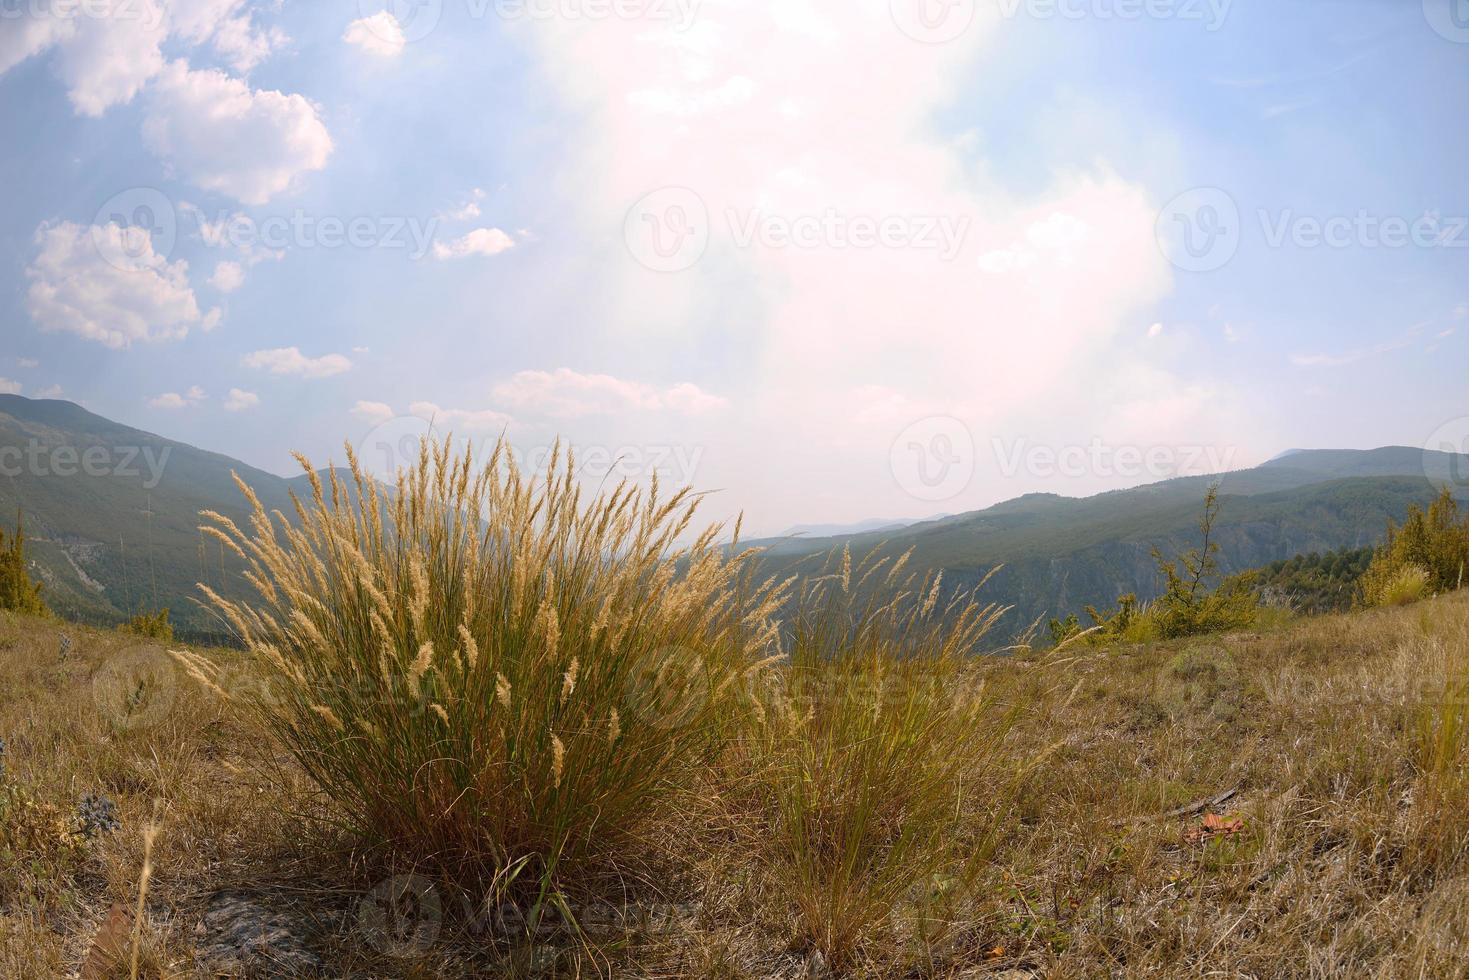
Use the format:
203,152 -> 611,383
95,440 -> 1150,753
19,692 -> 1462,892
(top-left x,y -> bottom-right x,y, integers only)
1111,786 -> 1239,828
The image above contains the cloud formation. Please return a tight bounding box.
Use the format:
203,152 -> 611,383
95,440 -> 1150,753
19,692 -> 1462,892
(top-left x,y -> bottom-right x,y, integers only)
343,12 -> 405,58
26,221 -> 214,348
432,228 -> 516,260
408,401 -> 513,432
0,0 -> 285,115
150,384 -> 206,408
223,387 -> 259,411
209,260 -> 245,292
492,368 -> 726,418
243,347 -> 352,378
496,1 -> 1261,525
351,400 -> 396,425
143,62 -> 332,205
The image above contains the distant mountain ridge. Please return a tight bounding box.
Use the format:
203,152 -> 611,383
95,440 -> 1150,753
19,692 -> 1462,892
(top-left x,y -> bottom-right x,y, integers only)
777,515 -> 948,539
0,394 -> 332,637
1,393 -> 1465,639
750,446 -> 1469,635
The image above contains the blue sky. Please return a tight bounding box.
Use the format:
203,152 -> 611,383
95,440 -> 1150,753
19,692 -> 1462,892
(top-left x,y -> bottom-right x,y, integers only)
1,0 -> 1466,534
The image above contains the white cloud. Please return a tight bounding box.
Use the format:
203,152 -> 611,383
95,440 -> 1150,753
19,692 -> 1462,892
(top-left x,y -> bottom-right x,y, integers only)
26,221 -> 208,348
0,5 -> 75,77
16,359 -> 39,369
170,0 -> 286,72
343,12 -> 405,58
501,1 -> 1242,528
35,384 -> 64,398
408,401 -> 512,432
0,0 -> 285,116
210,259 -> 245,292
49,0 -> 168,116
492,368 -> 726,418
1286,337 -> 1410,367
243,347 -> 352,378
441,202 -> 482,222
1147,322 -> 1164,339
144,62 -> 332,205
150,385 -> 206,409
432,228 -> 515,260
351,400 -> 396,424
663,382 -> 728,415
0,379 -> 21,395
223,387 -> 259,411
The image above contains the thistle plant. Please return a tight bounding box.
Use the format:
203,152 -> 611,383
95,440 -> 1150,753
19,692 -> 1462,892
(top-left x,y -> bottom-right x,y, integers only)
76,793 -> 121,839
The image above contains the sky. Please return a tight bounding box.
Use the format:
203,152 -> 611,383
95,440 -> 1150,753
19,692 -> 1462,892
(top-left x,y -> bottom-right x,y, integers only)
0,0 -> 1466,536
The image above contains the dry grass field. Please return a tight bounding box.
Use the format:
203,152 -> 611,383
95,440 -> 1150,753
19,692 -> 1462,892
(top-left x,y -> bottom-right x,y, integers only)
3,587 -> 1469,978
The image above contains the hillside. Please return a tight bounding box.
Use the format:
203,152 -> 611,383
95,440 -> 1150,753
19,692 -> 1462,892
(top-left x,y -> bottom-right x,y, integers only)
3,392 -> 1465,639
751,448 -> 1469,632
6,587 -> 1469,975
0,395 -> 327,637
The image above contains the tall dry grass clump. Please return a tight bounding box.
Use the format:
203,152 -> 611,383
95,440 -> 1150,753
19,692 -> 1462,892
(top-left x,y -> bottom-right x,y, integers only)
182,437 -> 785,902
1412,606 -> 1469,860
741,552 -> 1021,971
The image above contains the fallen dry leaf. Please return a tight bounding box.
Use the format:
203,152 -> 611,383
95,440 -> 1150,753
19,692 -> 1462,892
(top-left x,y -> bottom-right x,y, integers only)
80,903 -> 131,980
1184,811 -> 1246,845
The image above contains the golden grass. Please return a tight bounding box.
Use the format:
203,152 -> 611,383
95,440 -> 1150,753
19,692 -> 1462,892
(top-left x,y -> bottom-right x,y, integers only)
1380,563 -> 1432,607
183,437 -> 788,910
3,445 -> 1469,975
731,555 -> 1024,971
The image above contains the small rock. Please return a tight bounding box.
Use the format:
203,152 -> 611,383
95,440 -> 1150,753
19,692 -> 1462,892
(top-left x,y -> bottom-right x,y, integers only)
194,890 -> 323,977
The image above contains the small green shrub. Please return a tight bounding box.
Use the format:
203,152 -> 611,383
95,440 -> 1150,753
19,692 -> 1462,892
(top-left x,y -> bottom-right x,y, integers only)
1081,593 -> 1159,645
1150,644 -> 1244,728
119,608 -> 173,641
1051,488 -> 1260,647
1148,488 -> 1260,639
0,517 -> 47,617
1361,489 -> 1469,607
1376,564 -> 1432,607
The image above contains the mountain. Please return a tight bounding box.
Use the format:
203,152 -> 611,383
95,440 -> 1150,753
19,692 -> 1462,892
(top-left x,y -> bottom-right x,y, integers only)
3,393 -> 1466,641
0,395 -> 330,638
776,516 -> 943,539
749,448 -> 1469,635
